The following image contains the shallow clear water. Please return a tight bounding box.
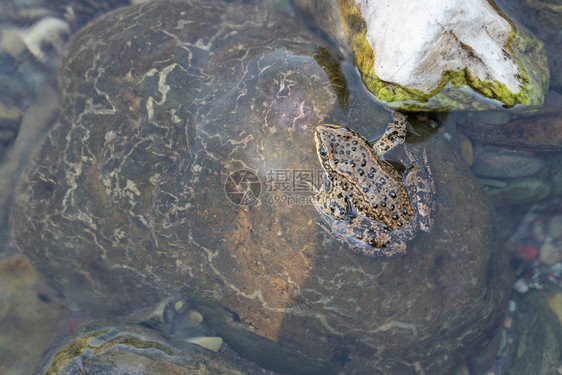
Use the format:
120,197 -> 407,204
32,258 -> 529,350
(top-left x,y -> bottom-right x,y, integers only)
0,1 -> 561,374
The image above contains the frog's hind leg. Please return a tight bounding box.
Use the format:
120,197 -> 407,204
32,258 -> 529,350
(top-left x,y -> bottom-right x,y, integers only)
352,218 -> 407,256
318,213 -> 407,257
372,111 -> 408,156
403,147 -> 436,232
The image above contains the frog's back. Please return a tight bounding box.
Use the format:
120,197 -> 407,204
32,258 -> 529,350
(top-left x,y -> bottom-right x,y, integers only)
334,132 -> 413,229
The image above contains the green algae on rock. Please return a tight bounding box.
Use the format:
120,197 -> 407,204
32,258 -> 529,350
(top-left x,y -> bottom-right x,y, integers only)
506,288 -> 562,375
294,0 -> 550,112
11,1 -> 511,374
38,322 -> 257,375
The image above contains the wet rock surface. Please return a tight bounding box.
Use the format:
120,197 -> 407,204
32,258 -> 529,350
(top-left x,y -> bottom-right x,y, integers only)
38,322 -> 262,375
11,1 -> 511,374
453,106 -> 562,206
471,148 -> 545,179
460,108 -> 562,152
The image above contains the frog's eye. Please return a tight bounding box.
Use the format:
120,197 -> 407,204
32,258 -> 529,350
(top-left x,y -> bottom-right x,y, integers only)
319,145 -> 328,159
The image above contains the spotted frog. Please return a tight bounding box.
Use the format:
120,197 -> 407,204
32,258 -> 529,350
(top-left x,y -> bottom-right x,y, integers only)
312,112 -> 436,256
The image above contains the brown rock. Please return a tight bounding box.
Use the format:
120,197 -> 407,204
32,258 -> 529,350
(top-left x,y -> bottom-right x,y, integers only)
36,321 -> 261,375
471,149 -> 545,178
460,108 -> 562,151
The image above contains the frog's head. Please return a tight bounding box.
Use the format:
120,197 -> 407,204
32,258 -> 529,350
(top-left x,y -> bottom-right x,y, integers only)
315,125 -> 339,171
314,124 -> 366,176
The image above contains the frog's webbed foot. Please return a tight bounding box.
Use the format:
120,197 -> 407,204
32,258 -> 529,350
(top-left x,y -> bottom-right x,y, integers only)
372,111 -> 408,155
354,222 -> 407,257
403,147 -> 436,232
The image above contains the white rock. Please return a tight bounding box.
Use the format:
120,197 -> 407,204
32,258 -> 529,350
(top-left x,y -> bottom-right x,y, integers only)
354,0 -> 520,94
513,278 -> 529,294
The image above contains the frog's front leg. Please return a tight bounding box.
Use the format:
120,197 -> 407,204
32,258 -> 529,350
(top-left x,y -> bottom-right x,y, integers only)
372,111 -> 408,155
312,188 -> 348,220
403,147 -> 436,232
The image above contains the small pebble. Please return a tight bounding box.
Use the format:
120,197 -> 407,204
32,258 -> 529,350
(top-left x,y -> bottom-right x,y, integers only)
503,316 -> 512,329
471,150 -> 545,178
513,278 -> 529,294
469,111 -> 512,125
540,242 -> 562,266
497,329 -> 506,355
461,109 -> 562,151
184,310 -> 204,327
486,176 -> 550,206
416,113 -> 428,122
515,244 -> 539,261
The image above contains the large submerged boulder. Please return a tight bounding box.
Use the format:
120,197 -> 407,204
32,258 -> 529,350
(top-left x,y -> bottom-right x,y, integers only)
11,1 -> 511,374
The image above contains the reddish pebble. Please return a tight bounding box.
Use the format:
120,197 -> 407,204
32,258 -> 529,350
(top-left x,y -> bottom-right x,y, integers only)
515,245 -> 539,261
